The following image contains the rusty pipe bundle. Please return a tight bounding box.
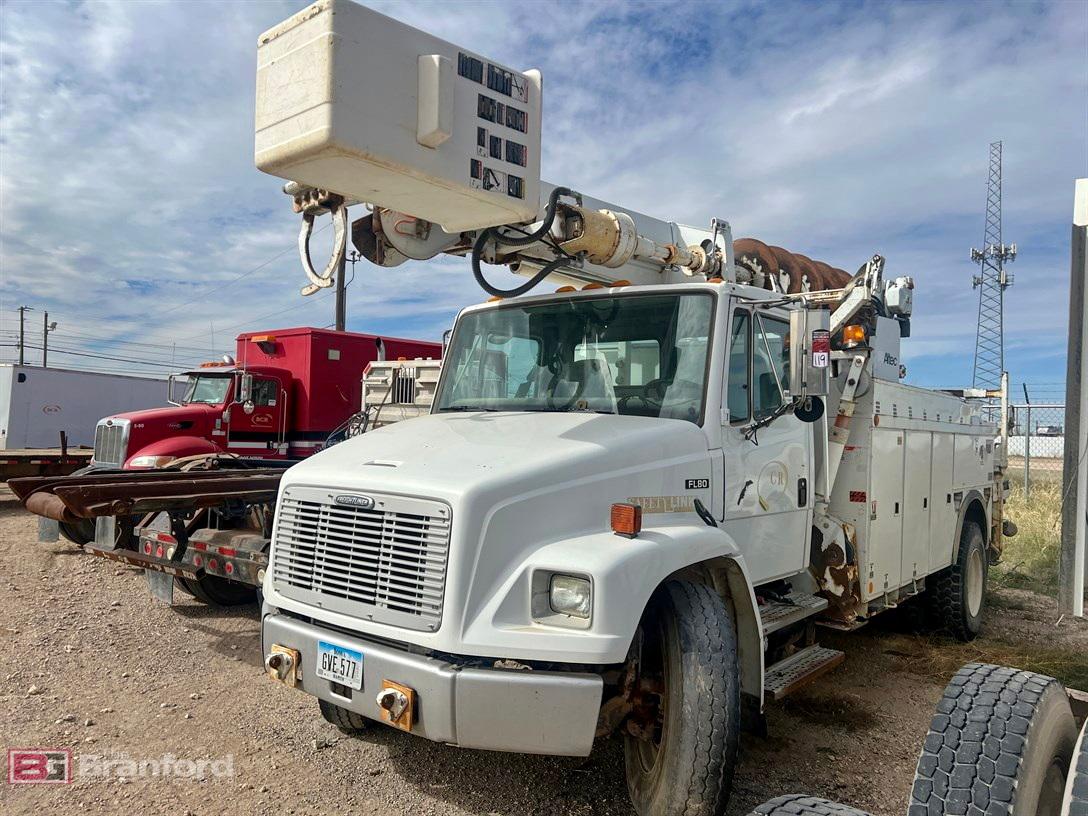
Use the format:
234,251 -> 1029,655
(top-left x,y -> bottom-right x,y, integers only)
733,238 -> 851,294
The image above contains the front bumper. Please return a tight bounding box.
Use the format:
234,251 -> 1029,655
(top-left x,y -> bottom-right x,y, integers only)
263,612 -> 604,756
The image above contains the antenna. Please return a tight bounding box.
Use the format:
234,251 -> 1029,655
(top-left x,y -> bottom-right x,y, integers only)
970,141 -> 1017,390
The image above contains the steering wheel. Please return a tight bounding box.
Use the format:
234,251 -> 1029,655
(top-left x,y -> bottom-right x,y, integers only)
617,393 -> 651,412
546,370 -> 585,410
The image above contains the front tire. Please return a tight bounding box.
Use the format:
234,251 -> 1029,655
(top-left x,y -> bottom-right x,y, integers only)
927,520 -> 987,641
623,580 -> 741,816
747,795 -> 871,815
319,699 -> 368,734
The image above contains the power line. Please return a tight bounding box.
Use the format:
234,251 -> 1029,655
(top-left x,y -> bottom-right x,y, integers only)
151,221 -> 331,318
4,342 -> 192,369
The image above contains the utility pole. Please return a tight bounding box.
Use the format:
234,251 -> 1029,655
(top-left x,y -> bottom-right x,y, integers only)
17,305 -> 32,366
43,313 -> 57,368
1059,178 -> 1087,618
335,249 -> 347,332
970,142 -> 1017,390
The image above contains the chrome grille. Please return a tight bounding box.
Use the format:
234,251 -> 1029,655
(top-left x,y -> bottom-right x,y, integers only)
271,487 -> 450,631
92,419 -> 129,467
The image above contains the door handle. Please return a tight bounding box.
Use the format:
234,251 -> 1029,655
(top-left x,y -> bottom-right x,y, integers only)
798,477 -> 808,508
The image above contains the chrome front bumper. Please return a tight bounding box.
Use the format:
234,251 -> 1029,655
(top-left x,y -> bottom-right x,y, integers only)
262,612 -> 603,756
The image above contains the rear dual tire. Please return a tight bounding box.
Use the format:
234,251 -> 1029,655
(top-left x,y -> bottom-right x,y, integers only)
927,520 -> 987,642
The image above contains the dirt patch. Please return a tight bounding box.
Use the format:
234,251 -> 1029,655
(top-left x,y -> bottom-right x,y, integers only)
0,507 -> 1083,816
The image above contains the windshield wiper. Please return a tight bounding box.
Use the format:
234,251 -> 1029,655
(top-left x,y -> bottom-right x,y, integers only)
440,405 -> 501,412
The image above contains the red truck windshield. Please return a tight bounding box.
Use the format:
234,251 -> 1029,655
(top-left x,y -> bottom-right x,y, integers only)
183,375 -> 232,405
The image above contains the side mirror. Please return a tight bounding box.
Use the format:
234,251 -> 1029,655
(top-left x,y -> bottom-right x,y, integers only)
166,373 -> 181,407
243,400 -> 256,415
237,372 -> 253,404
789,308 -> 830,399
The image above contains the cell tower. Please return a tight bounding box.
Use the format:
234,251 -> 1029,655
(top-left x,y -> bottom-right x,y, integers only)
970,141 -> 1017,390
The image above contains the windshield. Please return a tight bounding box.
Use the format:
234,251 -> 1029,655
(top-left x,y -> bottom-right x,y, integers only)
436,293 -> 714,423
182,375 -> 232,405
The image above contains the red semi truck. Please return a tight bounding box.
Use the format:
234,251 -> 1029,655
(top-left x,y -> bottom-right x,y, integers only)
92,326 -> 438,469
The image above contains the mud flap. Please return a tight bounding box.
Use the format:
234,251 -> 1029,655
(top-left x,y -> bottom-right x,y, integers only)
145,570 -> 175,605
37,517 -> 59,543
94,517 -> 117,550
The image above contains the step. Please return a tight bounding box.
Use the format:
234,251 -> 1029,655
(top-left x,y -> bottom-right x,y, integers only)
758,591 -> 829,635
764,645 -> 845,701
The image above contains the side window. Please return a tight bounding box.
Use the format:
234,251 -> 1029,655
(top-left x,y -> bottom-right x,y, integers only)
727,311 -> 749,423
251,378 -> 278,406
752,315 -> 790,419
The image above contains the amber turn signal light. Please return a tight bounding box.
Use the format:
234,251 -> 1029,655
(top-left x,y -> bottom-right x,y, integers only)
611,503 -> 642,538
842,324 -> 866,347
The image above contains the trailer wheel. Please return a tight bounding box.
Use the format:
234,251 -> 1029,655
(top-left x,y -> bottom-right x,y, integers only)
911,662 -> 1077,816
927,520 -> 987,641
176,575 -> 257,606
58,518 -> 97,547
623,580 -> 740,816
319,699 -> 368,735
746,794 -> 871,815
1063,718 -> 1088,816
56,466 -> 100,545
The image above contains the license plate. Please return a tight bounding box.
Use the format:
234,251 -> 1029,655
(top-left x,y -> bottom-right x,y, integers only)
315,641 -> 364,690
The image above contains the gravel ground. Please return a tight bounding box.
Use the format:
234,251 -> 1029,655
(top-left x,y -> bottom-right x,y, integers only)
0,505 -> 1084,816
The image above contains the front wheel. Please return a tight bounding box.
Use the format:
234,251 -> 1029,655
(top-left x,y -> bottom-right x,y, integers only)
623,580 -> 741,816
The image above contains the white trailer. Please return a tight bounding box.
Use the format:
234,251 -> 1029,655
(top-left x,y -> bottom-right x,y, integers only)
0,365 -> 165,450
252,4 -> 1013,815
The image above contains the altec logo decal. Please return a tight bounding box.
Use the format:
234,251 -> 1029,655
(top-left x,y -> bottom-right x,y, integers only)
334,495 -> 375,510
8,748 -> 72,784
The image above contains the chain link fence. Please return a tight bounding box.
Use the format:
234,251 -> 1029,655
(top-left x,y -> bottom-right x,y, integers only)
1007,403 -> 1066,494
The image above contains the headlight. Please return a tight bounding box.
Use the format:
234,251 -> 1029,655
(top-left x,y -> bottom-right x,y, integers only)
549,574 -> 591,619
127,454 -> 175,469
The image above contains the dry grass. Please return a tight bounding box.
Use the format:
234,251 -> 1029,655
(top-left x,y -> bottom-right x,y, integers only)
877,629 -> 1088,691
993,475 -> 1064,592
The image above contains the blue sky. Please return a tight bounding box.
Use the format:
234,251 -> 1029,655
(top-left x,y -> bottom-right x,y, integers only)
0,0 -> 1084,399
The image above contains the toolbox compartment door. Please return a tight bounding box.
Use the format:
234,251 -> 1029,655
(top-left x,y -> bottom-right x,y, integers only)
901,431 -> 931,584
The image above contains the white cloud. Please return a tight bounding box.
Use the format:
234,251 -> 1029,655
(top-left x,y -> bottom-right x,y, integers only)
0,0 -> 1084,388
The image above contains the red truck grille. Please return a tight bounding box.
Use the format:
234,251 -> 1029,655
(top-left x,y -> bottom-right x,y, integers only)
270,487 -> 451,632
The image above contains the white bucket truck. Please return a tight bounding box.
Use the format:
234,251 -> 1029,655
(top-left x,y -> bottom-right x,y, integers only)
254,3 -> 1012,814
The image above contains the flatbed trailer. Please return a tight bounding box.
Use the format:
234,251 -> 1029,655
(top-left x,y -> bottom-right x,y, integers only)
9,461 -> 288,605
11,359 -> 442,607
0,448 -> 92,479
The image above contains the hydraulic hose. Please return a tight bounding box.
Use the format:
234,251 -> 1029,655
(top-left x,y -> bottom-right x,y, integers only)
470,186 -> 577,297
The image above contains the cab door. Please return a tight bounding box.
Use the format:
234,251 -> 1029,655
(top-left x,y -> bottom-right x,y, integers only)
226,376 -> 287,457
721,305 -> 813,584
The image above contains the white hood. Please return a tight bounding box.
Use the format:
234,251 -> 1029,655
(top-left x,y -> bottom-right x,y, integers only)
285,411 -> 709,504
272,410 -> 715,656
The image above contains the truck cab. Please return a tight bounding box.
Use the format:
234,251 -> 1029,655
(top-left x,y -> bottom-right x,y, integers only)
89,327 -> 441,471
91,363 -> 291,470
